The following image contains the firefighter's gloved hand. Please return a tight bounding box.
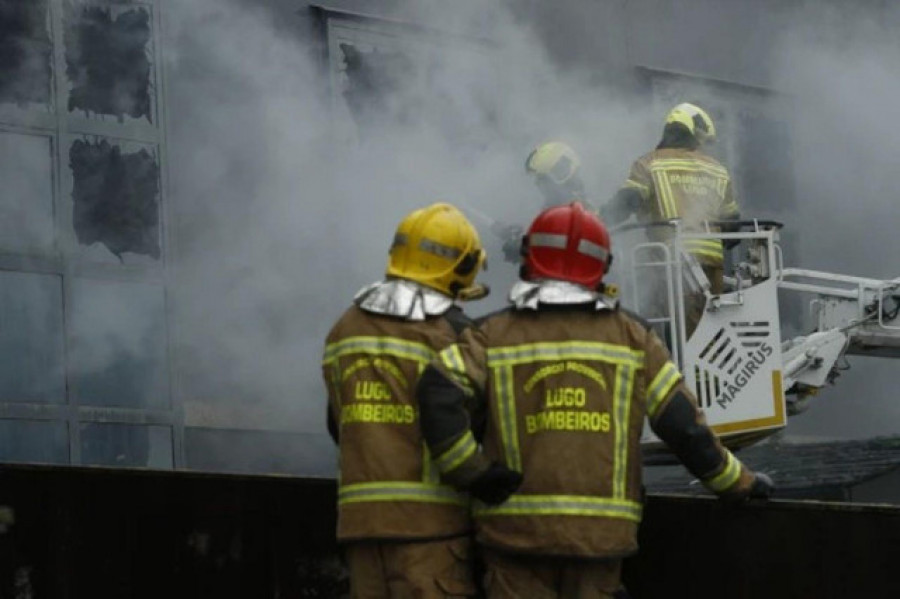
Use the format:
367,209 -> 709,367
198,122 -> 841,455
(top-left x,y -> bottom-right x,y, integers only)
749,472 -> 775,499
469,462 -> 523,505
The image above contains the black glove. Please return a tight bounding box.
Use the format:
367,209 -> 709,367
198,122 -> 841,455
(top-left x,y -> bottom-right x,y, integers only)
749,471 -> 775,499
468,462 -> 523,505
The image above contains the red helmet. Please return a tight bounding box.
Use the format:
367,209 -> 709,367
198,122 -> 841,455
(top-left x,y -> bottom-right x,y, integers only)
522,202 -> 612,289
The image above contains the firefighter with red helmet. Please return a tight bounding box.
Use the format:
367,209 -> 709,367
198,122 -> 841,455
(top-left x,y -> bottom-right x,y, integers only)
322,203 -> 491,598
415,202 -> 773,598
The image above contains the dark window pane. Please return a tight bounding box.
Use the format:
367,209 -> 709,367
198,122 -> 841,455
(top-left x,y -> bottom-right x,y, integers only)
0,131 -> 55,254
0,0 -> 52,107
68,138 -> 161,260
80,422 -> 171,468
0,271 -> 65,404
68,279 -> 169,409
0,419 -> 68,464
64,4 -> 152,122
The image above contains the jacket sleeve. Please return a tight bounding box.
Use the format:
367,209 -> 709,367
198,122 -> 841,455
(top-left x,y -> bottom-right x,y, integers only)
602,159 -> 653,225
641,327 -> 754,498
416,326 -> 492,488
322,348 -> 341,444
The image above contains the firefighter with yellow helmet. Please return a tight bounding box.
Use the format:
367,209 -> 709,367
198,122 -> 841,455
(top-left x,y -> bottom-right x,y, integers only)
495,141 -> 594,264
601,103 -> 741,337
322,202 -> 494,598
416,202 -> 772,598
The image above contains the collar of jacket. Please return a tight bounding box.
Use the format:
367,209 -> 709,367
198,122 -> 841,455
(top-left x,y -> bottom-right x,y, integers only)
508,280 -> 618,311
354,279 -> 454,321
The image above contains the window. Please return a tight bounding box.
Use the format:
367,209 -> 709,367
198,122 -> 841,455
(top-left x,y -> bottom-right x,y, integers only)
0,131 -> 55,254
0,0 -> 52,107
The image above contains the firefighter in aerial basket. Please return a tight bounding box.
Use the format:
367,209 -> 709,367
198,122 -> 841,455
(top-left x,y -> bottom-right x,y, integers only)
416,202 -> 773,598
322,202 -> 495,598
601,102 -> 741,338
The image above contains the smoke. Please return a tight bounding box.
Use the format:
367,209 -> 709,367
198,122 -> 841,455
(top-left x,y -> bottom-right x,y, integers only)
765,3 -> 900,440
6,0 -> 897,473
162,0 -> 663,474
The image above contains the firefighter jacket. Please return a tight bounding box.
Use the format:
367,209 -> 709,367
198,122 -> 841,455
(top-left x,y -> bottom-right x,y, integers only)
323,280 -> 475,542
416,294 -> 755,559
620,147 -> 740,266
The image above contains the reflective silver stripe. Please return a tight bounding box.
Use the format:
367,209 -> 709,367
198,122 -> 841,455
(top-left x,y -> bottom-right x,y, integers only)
495,364 -> 521,471
647,361 -> 682,419
392,233 -> 408,248
419,239 -> 462,260
487,342 -> 643,368
529,233 -> 568,249
323,336 -> 435,365
474,494 -> 642,522
577,238 -> 609,262
612,364 -> 635,499
704,451 -> 741,493
339,482 -> 467,505
434,431 -> 478,474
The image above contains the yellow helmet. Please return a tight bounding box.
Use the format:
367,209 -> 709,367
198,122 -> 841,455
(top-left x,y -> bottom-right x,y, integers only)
525,141 -> 582,185
665,103 -> 716,144
387,203 -> 488,300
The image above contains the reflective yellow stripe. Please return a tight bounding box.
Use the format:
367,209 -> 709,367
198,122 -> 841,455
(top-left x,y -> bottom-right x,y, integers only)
339,481 -> 467,506
624,178 -> 650,200
612,364 -> 636,499
439,344 -> 465,373
323,336 -> 435,365
704,452 -> 741,493
649,159 -> 729,178
684,239 -> 724,262
422,443 -> 438,483
474,494 -> 642,522
434,431 -> 478,474
487,342 -> 643,368
652,171 -> 677,219
495,364 -> 522,471
647,361 -> 682,418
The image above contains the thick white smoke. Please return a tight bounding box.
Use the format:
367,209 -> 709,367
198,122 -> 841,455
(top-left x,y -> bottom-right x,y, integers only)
163,0 -> 659,474
768,4 -> 900,440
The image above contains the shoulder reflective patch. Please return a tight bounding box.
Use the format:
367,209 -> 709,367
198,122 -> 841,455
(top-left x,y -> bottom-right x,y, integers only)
439,344 -> 475,396
339,481 -> 468,506
439,344 -> 466,374
323,336 -> 435,365
624,178 -> 650,199
434,431 -> 478,475
647,361 -> 683,419
487,342 -> 643,368
703,451 -> 741,493
474,494 -> 642,523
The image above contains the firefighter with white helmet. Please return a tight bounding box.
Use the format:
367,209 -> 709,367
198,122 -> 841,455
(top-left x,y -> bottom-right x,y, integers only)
322,202 -> 491,598
416,202 -> 772,598
601,103 -> 741,337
